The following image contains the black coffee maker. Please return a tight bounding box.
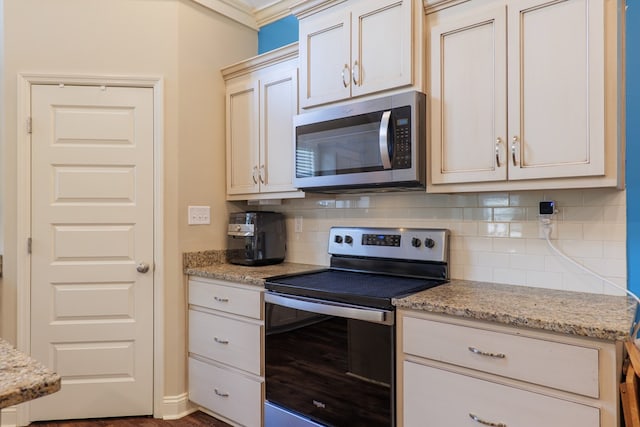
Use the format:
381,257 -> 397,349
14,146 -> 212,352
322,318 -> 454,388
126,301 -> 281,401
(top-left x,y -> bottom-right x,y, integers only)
227,211 -> 286,266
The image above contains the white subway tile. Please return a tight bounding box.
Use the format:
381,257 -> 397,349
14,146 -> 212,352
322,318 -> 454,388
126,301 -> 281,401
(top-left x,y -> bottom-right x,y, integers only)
478,222 -> 509,237
525,238 -> 553,255
558,240 -> 603,258
604,241 -> 626,259
509,191 -> 544,207
459,236 -> 493,252
526,270 -> 563,289
492,268 -> 527,286
463,208 -> 492,221
463,266 -> 493,282
555,223 -> 583,240
510,222 -> 539,239
583,188 -> 626,206
583,223 -> 626,241
562,206 -> 603,222
475,251 -> 509,267
562,273 -> 605,294
603,205 -> 626,223
448,194 -> 479,207
493,207 -> 527,222
492,238 -> 526,254
542,190 -> 584,206
510,253 -> 545,270
478,193 -> 509,207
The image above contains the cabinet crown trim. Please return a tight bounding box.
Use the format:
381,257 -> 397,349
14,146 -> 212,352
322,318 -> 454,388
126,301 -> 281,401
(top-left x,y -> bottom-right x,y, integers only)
423,0 -> 470,14
291,0 -> 347,19
221,43 -> 298,80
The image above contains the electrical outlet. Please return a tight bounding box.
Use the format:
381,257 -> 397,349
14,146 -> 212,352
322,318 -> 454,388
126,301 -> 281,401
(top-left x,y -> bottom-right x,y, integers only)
188,206 -> 210,225
295,216 -> 303,233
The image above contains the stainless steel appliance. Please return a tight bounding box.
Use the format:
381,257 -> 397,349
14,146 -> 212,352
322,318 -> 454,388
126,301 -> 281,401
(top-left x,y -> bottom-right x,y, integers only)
293,91 -> 426,192
264,226 -> 450,427
227,211 -> 286,266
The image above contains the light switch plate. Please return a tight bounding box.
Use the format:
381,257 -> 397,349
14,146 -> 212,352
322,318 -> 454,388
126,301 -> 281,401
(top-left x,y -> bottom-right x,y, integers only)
188,206 -> 210,225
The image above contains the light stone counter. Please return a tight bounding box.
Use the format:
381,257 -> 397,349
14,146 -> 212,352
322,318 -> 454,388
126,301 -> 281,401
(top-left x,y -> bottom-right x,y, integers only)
0,339 -> 61,409
185,262 -> 324,286
184,253 -> 636,342
393,279 -> 636,342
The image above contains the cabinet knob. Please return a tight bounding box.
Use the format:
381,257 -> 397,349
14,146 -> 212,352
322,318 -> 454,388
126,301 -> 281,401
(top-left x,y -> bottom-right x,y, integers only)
136,263 -> 150,273
469,413 -> 507,427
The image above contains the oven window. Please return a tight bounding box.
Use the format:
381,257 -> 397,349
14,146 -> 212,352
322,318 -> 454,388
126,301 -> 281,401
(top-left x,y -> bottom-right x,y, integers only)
265,302 -> 394,427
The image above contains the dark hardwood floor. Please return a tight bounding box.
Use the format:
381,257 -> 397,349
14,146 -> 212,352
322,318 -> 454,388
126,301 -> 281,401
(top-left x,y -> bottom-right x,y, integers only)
30,411 -> 231,427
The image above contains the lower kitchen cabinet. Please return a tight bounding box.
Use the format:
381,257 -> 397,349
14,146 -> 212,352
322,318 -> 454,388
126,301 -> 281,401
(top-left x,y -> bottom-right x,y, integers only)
187,277 -> 264,427
397,310 -> 623,427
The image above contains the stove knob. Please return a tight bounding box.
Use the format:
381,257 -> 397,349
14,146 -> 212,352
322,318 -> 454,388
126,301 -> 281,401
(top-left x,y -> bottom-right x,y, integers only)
345,235 -> 353,244
411,237 -> 422,248
334,235 -> 343,244
424,238 -> 436,249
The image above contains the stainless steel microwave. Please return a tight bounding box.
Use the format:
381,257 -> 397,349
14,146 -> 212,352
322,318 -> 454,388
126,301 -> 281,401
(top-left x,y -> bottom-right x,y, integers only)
293,91 -> 426,192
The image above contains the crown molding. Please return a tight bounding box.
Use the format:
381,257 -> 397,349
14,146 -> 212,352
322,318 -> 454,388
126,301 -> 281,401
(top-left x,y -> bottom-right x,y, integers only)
191,0 -> 258,29
255,0 -> 298,26
192,0 -> 299,29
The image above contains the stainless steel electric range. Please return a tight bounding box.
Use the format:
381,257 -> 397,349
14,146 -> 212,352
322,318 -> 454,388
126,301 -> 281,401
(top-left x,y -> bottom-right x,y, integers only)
264,226 -> 450,427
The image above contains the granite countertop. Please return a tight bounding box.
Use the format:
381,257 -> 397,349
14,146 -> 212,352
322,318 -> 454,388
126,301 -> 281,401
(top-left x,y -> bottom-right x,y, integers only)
0,339 -> 61,409
185,262 -> 323,286
394,279 -> 636,342
185,258 -> 636,342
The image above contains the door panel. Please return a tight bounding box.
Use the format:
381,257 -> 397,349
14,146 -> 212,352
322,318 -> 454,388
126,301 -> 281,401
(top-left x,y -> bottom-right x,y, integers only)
30,84 -> 154,421
430,5 -> 507,184
508,0 -> 604,179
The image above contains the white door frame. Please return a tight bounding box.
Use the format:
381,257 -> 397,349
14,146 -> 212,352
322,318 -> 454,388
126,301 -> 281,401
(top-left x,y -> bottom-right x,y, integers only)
16,73 -> 165,425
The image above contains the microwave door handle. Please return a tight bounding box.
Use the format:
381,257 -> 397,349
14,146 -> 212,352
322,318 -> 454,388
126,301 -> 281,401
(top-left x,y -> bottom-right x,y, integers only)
379,110 -> 392,170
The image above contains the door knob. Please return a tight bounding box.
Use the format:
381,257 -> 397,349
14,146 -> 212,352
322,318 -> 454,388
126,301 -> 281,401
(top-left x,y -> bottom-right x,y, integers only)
136,263 -> 150,273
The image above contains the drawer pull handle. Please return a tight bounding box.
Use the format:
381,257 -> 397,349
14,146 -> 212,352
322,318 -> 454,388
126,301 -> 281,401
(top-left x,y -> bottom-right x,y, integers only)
468,346 -> 506,359
214,337 -> 229,344
214,296 -> 229,303
214,388 -> 229,398
469,413 -> 506,427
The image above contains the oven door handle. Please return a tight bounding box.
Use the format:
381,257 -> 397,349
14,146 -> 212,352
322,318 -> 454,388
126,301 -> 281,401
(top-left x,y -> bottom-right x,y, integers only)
265,292 -> 394,325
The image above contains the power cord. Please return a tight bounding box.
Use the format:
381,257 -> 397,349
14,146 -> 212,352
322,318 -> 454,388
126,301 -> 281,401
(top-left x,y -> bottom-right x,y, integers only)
540,218 -> 640,339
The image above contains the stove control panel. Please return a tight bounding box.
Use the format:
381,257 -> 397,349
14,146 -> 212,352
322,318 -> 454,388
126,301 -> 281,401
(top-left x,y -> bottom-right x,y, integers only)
328,227 -> 449,262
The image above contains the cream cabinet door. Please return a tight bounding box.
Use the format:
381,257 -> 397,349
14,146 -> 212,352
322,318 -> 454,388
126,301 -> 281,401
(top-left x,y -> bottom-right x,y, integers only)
429,4 -> 507,184
226,79 -> 260,195
299,8 -> 351,108
507,0 -> 605,180
403,361 -> 600,427
260,67 -> 299,194
351,0 -> 413,98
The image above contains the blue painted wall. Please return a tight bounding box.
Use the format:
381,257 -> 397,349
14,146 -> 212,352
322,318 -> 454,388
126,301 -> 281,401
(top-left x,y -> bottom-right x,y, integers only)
258,15 -> 299,54
627,3 -> 640,296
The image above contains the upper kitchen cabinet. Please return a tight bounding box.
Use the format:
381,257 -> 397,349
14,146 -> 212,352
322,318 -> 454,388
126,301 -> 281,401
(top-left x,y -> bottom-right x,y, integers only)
425,0 -> 623,193
222,43 -> 304,201
293,0 -> 421,109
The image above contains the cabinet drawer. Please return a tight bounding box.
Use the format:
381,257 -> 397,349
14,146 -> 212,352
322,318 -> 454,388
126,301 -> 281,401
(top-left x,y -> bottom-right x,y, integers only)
189,309 -> 261,375
189,357 -> 262,427
403,361 -> 599,427
402,315 -> 599,397
189,279 -> 262,319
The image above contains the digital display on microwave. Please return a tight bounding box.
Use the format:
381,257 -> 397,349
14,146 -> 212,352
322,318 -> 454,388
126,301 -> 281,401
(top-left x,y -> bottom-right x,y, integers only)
396,118 -> 409,126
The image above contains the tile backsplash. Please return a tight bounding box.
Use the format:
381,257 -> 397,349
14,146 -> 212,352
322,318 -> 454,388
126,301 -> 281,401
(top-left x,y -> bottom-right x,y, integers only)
254,188 -> 627,296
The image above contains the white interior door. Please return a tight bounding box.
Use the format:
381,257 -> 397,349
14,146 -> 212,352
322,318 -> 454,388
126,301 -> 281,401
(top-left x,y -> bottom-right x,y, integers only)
29,84 -> 154,421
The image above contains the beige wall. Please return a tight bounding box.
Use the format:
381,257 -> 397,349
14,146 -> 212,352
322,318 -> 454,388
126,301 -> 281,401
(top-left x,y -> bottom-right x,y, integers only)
0,0 -> 256,404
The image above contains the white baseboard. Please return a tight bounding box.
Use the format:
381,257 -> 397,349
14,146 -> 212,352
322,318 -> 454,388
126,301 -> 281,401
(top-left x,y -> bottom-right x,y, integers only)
162,393 -> 197,420
1,395 -> 195,425
1,407 -> 17,427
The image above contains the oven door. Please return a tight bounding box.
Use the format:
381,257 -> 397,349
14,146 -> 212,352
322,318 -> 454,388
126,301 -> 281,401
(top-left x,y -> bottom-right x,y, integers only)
265,292 -> 395,427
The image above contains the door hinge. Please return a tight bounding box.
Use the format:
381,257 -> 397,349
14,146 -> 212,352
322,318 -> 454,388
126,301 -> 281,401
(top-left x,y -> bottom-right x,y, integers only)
27,237 -> 32,254
26,117 -> 32,134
